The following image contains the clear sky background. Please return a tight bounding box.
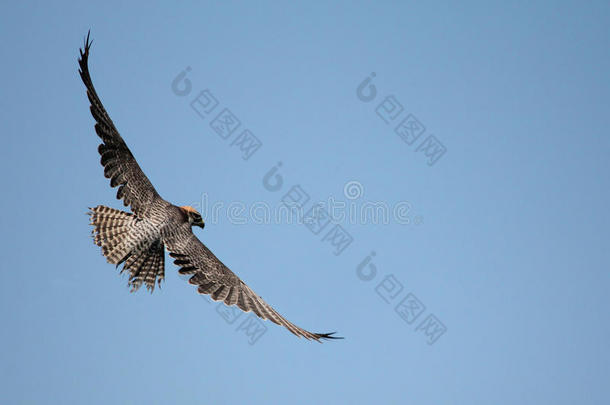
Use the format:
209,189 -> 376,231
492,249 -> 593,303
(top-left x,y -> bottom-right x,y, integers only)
1,1 -> 609,404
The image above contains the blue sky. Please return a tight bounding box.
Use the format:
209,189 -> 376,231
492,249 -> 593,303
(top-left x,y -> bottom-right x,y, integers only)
1,1 -> 609,404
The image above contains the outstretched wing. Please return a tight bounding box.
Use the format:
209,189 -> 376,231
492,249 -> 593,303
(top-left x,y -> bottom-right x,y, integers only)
165,225 -> 341,342
78,31 -> 161,217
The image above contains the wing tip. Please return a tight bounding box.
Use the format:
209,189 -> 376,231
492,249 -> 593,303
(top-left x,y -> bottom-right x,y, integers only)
78,29 -> 93,73
313,331 -> 344,342
83,29 -> 92,53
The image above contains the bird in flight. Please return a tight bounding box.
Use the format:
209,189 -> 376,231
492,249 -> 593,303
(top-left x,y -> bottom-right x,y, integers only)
79,32 -> 340,342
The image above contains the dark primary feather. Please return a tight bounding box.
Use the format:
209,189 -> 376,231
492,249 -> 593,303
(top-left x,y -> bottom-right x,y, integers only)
78,31 -> 161,218
165,224 -> 342,342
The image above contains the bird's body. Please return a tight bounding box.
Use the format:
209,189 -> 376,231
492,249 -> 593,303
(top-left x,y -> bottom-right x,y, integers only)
80,32 -> 340,342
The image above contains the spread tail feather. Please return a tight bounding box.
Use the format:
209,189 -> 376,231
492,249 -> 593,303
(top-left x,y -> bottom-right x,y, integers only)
88,205 -> 164,292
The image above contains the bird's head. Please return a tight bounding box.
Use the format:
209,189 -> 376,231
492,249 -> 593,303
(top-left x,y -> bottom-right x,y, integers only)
180,206 -> 205,229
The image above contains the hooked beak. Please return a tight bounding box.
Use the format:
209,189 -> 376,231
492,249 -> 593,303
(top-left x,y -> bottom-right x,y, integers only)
194,219 -> 205,229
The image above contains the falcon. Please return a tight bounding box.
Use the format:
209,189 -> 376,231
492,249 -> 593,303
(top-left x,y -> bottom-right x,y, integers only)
79,32 -> 340,342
